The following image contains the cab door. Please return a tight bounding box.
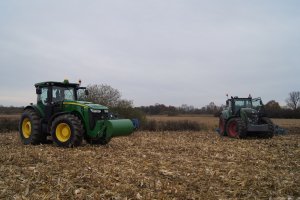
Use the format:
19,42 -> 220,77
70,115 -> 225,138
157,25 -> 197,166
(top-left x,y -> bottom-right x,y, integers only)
37,86 -> 63,122
36,87 -> 49,118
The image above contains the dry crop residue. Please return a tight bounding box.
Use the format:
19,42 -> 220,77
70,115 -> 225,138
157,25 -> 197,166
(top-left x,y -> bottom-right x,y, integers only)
0,131 -> 299,199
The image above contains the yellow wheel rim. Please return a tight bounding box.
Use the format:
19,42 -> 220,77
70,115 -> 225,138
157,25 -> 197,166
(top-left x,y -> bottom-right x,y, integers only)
55,123 -> 71,142
22,118 -> 32,138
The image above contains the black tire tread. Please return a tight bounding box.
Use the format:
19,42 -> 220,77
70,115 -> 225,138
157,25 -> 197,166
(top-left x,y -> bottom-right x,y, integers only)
19,109 -> 44,145
51,114 -> 84,147
226,117 -> 247,139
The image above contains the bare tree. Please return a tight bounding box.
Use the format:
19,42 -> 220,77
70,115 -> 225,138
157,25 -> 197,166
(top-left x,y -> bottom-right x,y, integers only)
265,100 -> 281,110
84,84 -> 122,107
286,91 -> 300,110
115,99 -> 133,108
78,84 -> 145,120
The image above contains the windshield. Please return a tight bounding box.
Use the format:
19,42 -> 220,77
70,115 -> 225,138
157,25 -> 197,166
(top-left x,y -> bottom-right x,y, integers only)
77,88 -> 86,101
252,98 -> 262,109
234,99 -> 252,109
52,86 -> 76,102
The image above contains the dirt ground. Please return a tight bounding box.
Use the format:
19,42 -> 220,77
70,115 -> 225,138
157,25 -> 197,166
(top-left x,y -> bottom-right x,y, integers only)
0,131 -> 299,200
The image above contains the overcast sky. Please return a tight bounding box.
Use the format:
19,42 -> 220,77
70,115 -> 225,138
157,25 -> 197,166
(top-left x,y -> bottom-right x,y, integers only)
0,1 -> 299,107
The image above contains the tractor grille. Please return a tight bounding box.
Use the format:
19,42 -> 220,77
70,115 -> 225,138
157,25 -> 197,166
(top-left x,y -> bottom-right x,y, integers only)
89,110 -> 109,129
247,112 -> 259,124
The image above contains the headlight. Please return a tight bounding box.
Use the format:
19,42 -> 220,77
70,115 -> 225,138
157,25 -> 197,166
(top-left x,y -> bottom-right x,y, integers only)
90,109 -> 101,113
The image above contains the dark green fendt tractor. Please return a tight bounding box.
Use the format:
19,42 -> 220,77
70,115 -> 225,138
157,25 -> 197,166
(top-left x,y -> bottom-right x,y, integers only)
219,96 -> 274,138
19,80 -> 135,147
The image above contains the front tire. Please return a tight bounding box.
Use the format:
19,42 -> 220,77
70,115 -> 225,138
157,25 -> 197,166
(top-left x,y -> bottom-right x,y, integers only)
226,118 -> 247,139
51,114 -> 84,147
19,109 -> 45,145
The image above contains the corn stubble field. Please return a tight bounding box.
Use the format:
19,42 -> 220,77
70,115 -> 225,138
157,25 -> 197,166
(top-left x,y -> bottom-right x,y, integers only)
0,115 -> 299,199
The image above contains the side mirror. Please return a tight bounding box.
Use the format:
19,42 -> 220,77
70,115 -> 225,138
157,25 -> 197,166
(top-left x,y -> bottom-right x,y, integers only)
85,90 -> 89,96
36,88 -> 42,95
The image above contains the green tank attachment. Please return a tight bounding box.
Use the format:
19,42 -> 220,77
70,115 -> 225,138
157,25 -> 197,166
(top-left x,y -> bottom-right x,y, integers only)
104,119 -> 135,139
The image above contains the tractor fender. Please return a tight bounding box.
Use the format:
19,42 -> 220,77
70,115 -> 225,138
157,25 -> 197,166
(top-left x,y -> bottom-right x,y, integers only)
47,111 -> 71,132
223,116 -> 241,127
220,111 -> 229,121
47,111 -> 86,133
226,116 -> 238,122
24,105 -> 42,117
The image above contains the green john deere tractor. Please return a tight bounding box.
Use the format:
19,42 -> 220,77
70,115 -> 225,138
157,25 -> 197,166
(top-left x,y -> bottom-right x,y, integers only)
19,80 -> 135,147
219,96 -> 274,138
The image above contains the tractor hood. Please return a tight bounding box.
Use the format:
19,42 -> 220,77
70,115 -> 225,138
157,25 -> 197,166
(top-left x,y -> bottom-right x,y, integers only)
240,108 -> 259,124
240,108 -> 258,117
63,100 -> 108,110
241,108 -> 257,114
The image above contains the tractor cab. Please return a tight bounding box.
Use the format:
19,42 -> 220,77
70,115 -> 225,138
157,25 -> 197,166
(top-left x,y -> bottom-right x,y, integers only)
35,80 -> 87,103
34,80 -> 88,121
226,96 -> 264,115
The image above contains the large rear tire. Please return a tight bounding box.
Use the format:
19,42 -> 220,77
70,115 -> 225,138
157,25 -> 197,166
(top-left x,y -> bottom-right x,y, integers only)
19,109 -> 45,145
51,114 -> 84,147
226,118 -> 247,139
260,117 -> 274,138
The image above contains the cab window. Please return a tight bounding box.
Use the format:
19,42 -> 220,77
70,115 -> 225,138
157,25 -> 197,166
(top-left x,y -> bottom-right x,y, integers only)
52,86 -> 75,102
37,87 -> 49,105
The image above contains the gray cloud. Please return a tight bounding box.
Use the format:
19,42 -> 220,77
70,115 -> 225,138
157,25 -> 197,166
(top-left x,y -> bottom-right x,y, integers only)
0,0 -> 299,107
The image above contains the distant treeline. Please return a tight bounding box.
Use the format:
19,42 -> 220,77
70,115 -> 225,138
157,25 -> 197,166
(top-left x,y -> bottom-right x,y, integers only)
136,103 -> 223,116
136,102 -> 300,119
264,100 -> 300,119
265,108 -> 300,119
